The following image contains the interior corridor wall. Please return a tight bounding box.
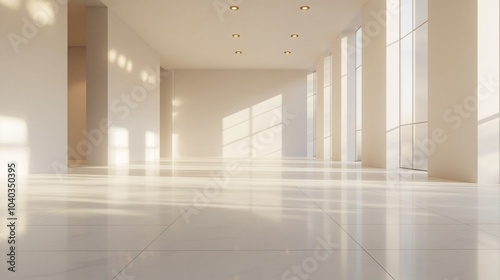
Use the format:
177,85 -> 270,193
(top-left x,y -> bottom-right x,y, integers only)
107,12 -> 160,165
87,7 -> 161,165
172,70 -> 307,158
0,2 -> 67,174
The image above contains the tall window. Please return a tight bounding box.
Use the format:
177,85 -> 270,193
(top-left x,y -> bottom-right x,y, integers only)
307,72 -> 316,157
387,0 -> 428,171
355,28 -> 363,162
324,55 -> 332,159
400,0 -> 428,170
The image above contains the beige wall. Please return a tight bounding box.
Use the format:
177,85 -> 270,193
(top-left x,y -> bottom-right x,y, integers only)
428,0 -> 478,182
173,70 -> 307,158
361,0 -> 387,168
0,2 -> 68,174
68,47 -> 87,161
86,7 -> 108,166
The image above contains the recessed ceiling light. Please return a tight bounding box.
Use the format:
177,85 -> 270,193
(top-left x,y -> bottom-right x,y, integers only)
235,51 -> 243,54
284,51 -> 292,55
300,5 -> 310,11
229,5 -> 239,10
232,34 -> 240,38
291,34 -> 299,38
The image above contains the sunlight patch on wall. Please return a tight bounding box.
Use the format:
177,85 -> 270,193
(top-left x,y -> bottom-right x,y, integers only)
26,0 -> 57,26
145,131 -> 159,162
222,95 -> 283,158
0,116 -> 30,174
108,49 -> 133,72
0,0 -> 20,9
109,127 -> 129,165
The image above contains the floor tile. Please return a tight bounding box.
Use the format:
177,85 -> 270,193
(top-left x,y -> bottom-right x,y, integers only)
369,249 -> 500,280
343,224 -> 500,249
326,207 -> 459,225
123,250 -> 393,280
147,207 -> 361,251
0,159 -> 497,279
0,252 -> 135,280
0,226 -> 166,251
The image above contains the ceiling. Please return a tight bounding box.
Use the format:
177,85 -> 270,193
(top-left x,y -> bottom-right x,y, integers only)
75,0 -> 367,70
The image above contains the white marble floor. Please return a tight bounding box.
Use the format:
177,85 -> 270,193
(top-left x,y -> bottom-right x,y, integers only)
1,159 -> 500,279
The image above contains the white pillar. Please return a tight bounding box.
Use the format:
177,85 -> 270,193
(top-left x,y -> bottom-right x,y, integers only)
331,38 -> 342,161
362,0 -> 387,168
341,34 -> 357,162
428,0 -> 478,182
315,59 -> 325,158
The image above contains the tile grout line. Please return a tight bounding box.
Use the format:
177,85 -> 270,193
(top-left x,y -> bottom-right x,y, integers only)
111,204 -> 192,280
364,177 -> 500,241
293,184 -> 397,280
395,196 -> 500,241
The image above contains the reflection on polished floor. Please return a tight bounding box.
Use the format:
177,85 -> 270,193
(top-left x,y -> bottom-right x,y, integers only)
1,159 -> 500,280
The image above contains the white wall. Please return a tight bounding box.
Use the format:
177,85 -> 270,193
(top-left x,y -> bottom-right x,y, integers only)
68,47 -> 87,161
86,8 -> 161,166
361,0 -> 387,168
107,12 -> 161,165
172,70 -> 307,158
0,2 -> 67,174
428,0 -> 478,182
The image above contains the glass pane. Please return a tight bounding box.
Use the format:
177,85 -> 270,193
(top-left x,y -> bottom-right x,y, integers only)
400,35 -> 413,125
307,96 -> 314,157
324,56 -> 332,86
387,127 -> 400,169
341,37 -> 348,76
387,0 -> 400,45
414,23 -> 428,123
324,136 -> 331,159
356,28 -> 362,67
414,0 -> 428,28
356,131 -> 362,161
307,73 -> 315,97
401,0 -> 413,37
387,43 -> 400,130
400,125 -> 413,168
413,123 -> 428,170
356,67 -> 362,130
313,72 -> 317,96
324,85 -> 331,137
